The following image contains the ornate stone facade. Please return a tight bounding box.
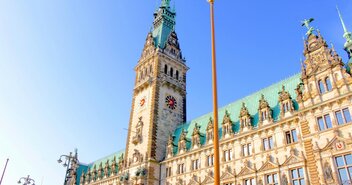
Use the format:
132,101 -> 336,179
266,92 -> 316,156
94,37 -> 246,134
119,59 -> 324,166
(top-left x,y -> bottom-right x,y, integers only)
73,2 -> 352,185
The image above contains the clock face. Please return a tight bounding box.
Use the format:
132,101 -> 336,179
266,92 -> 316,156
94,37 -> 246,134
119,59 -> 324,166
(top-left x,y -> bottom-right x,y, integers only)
165,95 -> 177,110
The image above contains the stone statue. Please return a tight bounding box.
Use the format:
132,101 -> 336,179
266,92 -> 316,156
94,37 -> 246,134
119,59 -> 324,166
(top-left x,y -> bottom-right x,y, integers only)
281,174 -> 288,185
323,162 -> 334,181
301,18 -> 315,35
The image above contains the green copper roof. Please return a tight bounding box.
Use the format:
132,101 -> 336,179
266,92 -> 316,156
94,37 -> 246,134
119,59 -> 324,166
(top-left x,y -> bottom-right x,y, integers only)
77,150 -> 124,184
152,0 -> 176,48
172,73 -> 302,155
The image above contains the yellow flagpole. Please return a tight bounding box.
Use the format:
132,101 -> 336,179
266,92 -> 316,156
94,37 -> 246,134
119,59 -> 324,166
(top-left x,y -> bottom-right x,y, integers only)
208,0 -> 220,185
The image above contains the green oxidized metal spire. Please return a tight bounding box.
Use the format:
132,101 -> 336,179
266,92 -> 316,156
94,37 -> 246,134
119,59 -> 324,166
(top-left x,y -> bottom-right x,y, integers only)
161,0 -> 170,7
152,0 -> 176,49
337,6 -> 352,60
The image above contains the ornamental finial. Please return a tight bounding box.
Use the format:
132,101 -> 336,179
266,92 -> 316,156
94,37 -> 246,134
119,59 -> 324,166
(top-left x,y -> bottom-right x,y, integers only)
301,18 -> 315,35
161,0 -> 170,7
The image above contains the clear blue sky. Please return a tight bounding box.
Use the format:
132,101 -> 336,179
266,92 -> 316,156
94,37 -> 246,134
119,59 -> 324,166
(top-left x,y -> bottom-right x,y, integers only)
0,0 -> 351,184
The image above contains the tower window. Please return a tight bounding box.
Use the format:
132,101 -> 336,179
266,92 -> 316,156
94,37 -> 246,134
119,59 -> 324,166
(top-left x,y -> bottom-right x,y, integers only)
149,65 -> 152,74
318,80 -> 325,94
170,67 -> 174,77
176,70 -> 179,80
325,77 -> 332,91
164,64 -> 168,74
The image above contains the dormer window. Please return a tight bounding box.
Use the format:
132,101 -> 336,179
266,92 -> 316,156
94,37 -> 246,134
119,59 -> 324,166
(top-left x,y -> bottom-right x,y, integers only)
206,118 -> 214,143
178,129 -> 188,153
278,85 -> 294,118
166,135 -> 175,158
191,123 -> 201,148
239,102 -> 251,130
258,94 -> 273,124
222,110 -> 233,137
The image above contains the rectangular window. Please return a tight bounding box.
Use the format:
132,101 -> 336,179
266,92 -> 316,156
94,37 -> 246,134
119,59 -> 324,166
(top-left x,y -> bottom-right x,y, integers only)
263,136 -> 274,151
244,178 -> 256,185
335,108 -> 352,125
286,129 -> 298,144
177,163 -> 185,174
266,173 -> 278,185
192,159 -> 200,170
224,149 -> 233,161
291,168 -> 305,185
207,155 -> 214,166
317,114 -> 333,131
166,167 -> 172,177
335,154 -> 352,184
242,143 -> 252,156
343,108 -> 351,123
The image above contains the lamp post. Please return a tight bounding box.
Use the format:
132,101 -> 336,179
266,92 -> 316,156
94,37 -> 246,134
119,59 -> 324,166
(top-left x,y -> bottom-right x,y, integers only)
57,149 -> 79,185
207,0 -> 220,185
17,175 -> 35,185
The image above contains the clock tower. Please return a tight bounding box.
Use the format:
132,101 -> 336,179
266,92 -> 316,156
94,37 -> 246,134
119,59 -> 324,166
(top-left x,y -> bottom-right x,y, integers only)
123,0 -> 188,184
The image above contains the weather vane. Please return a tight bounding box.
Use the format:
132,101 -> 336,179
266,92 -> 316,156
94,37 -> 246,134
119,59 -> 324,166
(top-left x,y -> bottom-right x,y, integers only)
301,18 -> 315,35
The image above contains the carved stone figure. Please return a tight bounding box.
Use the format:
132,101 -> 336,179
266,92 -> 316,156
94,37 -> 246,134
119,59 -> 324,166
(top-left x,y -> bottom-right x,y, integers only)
281,174 -> 288,185
192,123 -> 201,147
323,162 -> 334,181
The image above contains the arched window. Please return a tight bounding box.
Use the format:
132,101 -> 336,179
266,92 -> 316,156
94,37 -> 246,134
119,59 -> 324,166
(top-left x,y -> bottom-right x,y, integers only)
176,70 -> 179,80
325,77 -> 332,91
164,64 -> 168,74
318,80 -> 325,94
149,65 -> 152,74
170,67 -> 174,77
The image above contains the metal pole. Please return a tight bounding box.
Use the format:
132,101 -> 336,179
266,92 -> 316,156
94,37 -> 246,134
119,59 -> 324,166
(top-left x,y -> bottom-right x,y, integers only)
0,158 -> 9,185
208,1 -> 220,185
64,154 -> 72,185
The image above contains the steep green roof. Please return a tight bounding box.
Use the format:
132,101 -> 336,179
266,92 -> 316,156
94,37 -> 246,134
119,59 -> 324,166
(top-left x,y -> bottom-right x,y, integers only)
152,0 -> 176,48
77,150 -> 125,184
172,73 -> 302,155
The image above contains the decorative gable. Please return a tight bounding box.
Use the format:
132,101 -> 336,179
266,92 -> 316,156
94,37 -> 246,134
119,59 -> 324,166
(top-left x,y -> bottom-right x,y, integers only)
258,155 -> 278,172
201,173 -> 214,184
318,135 -> 352,152
178,129 -> 188,153
222,110 -> 233,137
191,123 -> 201,148
220,166 -> 235,180
166,135 -> 176,158
237,163 -> 256,176
278,85 -> 294,118
206,118 -> 214,143
239,102 -> 252,130
140,33 -> 156,60
258,94 -> 273,124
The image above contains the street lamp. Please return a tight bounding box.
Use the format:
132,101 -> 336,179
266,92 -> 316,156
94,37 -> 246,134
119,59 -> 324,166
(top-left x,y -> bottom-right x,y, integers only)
57,149 -> 79,185
17,175 -> 35,185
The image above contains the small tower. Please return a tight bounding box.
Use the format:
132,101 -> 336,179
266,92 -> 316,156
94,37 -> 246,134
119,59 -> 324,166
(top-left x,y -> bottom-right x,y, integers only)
300,19 -> 352,107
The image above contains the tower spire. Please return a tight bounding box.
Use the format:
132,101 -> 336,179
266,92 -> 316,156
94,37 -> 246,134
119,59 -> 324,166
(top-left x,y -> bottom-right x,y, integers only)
336,6 -> 352,59
161,0 -> 170,7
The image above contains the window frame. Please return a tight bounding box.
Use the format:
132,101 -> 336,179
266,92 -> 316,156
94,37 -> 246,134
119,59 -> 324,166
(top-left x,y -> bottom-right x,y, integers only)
335,108 -> 352,125
290,167 -> 305,185
317,113 -> 333,131
335,154 -> 352,184
242,143 -> 252,157
263,136 -> 274,151
265,173 -> 278,185
285,129 -> 298,144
